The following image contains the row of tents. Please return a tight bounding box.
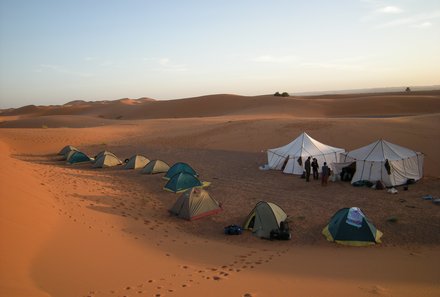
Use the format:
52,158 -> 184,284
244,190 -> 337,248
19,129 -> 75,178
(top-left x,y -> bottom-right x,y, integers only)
59,146 -> 169,172
58,145 -> 220,219
59,146 -> 212,193
266,132 -> 424,187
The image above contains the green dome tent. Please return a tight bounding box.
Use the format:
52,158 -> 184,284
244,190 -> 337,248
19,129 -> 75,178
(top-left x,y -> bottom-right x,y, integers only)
169,188 -> 222,220
164,162 -> 197,180
58,145 -> 78,156
142,159 -> 170,174
93,154 -> 123,168
322,207 -> 383,246
123,154 -> 150,169
243,201 -> 288,239
163,172 -> 209,193
67,151 -> 91,164
64,149 -> 80,161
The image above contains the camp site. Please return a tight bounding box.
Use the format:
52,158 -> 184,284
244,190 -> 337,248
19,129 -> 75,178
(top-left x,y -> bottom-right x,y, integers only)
2,92 -> 440,297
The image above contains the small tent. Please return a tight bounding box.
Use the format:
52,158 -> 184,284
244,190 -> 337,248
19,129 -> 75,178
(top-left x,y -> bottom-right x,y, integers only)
169,188 -> 222,220
58,145 -> 78,156
93,154 -> 123,168
64,149 -> 80,161
164,162 -> 197,180
243,201 -> 287,239
339,139 -> 424,187
322,207 -> 383,246
163,172 -> 208,193
93,150 -> 118,162
67,151 -> 91,164
142,159 -> 170,174
267,132 -> 345,175
123,154 -> 150,169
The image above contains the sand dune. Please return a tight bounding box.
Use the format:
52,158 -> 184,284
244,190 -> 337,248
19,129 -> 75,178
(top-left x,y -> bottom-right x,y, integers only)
1,91 -> 439,296
2,91 -> 440,120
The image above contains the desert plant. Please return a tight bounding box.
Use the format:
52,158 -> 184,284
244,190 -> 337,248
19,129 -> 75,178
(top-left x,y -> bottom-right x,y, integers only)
281,92 -> 290,97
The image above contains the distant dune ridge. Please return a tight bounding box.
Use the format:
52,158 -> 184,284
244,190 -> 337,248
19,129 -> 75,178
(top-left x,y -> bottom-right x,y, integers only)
1,89 -> 440,297
1,90 -> 440,120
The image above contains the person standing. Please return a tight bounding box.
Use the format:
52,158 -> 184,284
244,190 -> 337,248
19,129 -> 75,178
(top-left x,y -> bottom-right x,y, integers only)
304,156 -> 311,182
312,158 -> 319,180
321,162 -> 330,186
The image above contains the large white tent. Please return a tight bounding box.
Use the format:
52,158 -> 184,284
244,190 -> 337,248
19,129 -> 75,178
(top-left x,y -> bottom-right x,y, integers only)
338,139 -> 424,187
267,132 -> 345,175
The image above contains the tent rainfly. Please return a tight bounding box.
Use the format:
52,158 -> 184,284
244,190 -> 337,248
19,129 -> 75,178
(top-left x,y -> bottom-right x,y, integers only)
93,150 -> 119,162
164,162 -> 197,180
163,172 -> 209,193
142,159 -> 170,174
58,145 -> 78,156
169,188 -> 222,220
267,132 -> 345,175
338,139 -> 424,187
65,150 -> 80,162
67,151 -> 91,164
123,154 -> 150,169
93,154 -> 123,168
322,207 -> 383,246
243,201 -> 287,239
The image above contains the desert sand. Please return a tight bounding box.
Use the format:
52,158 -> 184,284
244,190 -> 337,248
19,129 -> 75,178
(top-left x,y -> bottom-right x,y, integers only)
1,91 -> 440,297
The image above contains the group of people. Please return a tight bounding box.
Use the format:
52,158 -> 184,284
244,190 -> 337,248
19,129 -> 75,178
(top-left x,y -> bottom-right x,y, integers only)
304,156 -> 330,185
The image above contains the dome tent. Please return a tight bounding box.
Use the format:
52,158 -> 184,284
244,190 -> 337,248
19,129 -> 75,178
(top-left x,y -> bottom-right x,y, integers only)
65,150 -> 80,162
163,172 -> 209,193
169,188 -> 222,220
67,151 -> 91,164
142,159 -> 170,174
93,154 -> 123,168
339,139 -> 424,187
94,150 -> 118,161
163,162 -> 197,180
58,145 -> 78,156
322,207 -> 383,246
123,154 -> 150,169
267,132 -> 345,175
243,201 -> 288,239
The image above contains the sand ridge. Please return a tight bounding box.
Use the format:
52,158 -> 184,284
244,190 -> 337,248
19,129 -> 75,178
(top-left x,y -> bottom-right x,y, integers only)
2,91 -> 440,120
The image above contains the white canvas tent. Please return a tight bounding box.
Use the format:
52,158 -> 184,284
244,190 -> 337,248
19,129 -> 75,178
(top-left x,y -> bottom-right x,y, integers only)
267,132 -> 345,175
338,139 -> 424,187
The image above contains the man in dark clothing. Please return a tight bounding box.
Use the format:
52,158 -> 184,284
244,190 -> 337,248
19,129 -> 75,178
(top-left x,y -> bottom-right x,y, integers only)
311,158 -> 319,180
304,156 -> 311,182
321,162 -> 330,186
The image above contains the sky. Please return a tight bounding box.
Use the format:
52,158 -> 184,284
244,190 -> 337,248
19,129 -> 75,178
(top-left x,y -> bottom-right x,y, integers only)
1,0 -> 439,108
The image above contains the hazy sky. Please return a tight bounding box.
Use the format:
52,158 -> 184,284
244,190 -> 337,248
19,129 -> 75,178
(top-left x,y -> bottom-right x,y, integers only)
1,0 -> 439,108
